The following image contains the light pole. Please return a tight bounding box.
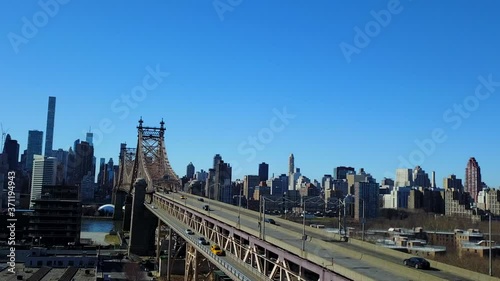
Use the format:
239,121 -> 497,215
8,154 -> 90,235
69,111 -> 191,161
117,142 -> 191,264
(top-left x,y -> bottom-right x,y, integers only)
237,187 -> 242,228
283,192 -> 287,220
258,196 -> 263,239
301,196 -> 306,252
262,196 -> 266,240
489,212 -> 492,276
362,199 -> 365,242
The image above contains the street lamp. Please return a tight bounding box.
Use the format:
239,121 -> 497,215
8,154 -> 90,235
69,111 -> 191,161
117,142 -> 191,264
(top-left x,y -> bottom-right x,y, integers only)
488,212 -> 492,276
237,187 -> 243,228
361,199 -> 365,242
283,192 -> 287,220
301,196 -> 306,252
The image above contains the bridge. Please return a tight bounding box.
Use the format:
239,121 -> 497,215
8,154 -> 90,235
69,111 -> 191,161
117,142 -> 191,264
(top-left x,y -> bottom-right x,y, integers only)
112,118 -> 498,281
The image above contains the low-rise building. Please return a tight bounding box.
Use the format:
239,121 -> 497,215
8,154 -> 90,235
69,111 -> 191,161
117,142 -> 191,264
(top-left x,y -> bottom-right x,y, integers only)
461,240 -> 500,258
26,247 -> 96,268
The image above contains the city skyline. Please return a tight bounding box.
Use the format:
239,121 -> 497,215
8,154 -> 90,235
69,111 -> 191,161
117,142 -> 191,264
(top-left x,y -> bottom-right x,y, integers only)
1,1 -> 500,186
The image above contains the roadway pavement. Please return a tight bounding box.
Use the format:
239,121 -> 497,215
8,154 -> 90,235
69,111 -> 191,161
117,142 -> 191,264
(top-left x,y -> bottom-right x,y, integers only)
171,192 -> 479,281
145,203 -> 267,281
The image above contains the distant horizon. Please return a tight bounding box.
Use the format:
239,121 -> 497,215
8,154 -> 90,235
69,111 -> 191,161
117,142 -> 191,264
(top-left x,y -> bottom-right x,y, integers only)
1,1 -> 499,187
2,116 -> 497,189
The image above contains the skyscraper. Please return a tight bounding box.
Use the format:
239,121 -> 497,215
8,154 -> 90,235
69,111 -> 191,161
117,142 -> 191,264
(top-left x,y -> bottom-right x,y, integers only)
288,154 -> 294,190
30,155 -> 57,208
258,162 -> 269,182
26,130 -> 43,171
186,162 -> 195,179
333,166 -> 355,180
44,96 -> 56,156
74,141 -> 95,183
413,166 -> 430,188
86,130 -> 93,146
465,157 -> 482,202
395,168 -> 413,187
443,174 -> 463,190
2,134 -> 19,171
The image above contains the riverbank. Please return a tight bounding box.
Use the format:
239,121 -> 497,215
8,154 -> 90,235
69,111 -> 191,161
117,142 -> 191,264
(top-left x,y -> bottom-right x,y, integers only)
82,216 -> 114,220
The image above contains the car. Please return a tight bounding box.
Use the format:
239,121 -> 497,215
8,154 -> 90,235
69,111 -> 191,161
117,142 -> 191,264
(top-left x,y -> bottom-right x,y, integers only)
198,198 -> 204,202
403,257 -> 430,269
180,195 -> 186,199
210,245 -> 224,256
185,229 -> 194,235
202,205 -> 209,211
264,218 -> 276,225
198,237 -> 209,245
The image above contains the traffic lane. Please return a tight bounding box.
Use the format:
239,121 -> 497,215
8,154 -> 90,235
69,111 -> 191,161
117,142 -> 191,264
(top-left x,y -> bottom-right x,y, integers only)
146,203 -> 265,281
206,202 -> 414,281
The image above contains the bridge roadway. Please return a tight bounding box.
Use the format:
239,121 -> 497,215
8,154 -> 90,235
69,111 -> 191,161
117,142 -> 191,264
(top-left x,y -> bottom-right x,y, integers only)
145,202 -> 267,281
171,192 -> 478,281
200,194 -> 477,281
147,191 -> 477,281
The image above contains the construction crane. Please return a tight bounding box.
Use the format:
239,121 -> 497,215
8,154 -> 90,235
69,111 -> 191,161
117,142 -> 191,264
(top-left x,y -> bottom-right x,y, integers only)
1,123 -> 9,152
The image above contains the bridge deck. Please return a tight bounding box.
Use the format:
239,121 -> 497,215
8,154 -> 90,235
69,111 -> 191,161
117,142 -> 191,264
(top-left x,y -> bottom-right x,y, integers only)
146,204 -> 267,281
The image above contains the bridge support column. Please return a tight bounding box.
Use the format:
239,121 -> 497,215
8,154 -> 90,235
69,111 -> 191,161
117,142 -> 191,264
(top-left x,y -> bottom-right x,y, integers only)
184,244 -> 198,281
128,178 -> 158,256
112,190 -> 126,221
122,194 -> 133,231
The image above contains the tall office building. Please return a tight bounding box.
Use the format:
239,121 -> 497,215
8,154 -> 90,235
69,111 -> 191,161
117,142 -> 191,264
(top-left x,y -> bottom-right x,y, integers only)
213,154 -> 222,167
258,162 -> 269,182
333,166 -> 356,180
465,157 -> 482,202
86,130 -> 93,146
431,171 -> 436,188
443,174 -> 463,190
186,162 -> 195,179
288,154 -> 294,190
25,130 -> 43,171
44,96 -> 56,156
74,141 -> 95,183
2,134 -> 19,171
395,168 -> 413,187
30,155 -> 57,208
413,166 -> 431,188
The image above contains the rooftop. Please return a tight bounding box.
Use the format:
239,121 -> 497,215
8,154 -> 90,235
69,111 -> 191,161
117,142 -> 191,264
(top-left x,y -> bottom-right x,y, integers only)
0,263 -> 95,281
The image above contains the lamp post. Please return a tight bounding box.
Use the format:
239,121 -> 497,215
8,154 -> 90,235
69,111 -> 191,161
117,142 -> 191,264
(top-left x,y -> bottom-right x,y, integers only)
237,187 -> 242,228
263,196 -> 267,240
489,212 -> 492,276
283,192 -> 287,220
362,199 -> 365,242
301,196 -> 306,252
258,196 -> 263,239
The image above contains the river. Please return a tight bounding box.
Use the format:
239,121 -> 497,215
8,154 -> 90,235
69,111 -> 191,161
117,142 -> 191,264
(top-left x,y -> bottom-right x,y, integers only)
81,218 -> 122,233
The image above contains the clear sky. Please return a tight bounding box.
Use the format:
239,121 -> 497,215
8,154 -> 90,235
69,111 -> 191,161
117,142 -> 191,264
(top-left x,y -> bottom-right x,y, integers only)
1,0 -> 499,187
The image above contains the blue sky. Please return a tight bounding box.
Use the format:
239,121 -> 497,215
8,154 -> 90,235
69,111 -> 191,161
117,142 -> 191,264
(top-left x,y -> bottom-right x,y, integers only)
1,0 -> 499,187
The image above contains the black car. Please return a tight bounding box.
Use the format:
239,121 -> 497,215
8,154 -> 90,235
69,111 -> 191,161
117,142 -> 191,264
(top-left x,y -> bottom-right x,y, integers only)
264,218 -> 276,225
198,198 -> 204,202
403,257 -> 430,269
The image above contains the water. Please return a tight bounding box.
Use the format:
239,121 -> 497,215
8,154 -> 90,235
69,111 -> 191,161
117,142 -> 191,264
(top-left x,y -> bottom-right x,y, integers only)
81,218 -> 122,233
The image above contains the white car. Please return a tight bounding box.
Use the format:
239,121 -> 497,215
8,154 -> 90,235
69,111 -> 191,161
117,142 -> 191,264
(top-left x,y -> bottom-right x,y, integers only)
185,229 -> 194,235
